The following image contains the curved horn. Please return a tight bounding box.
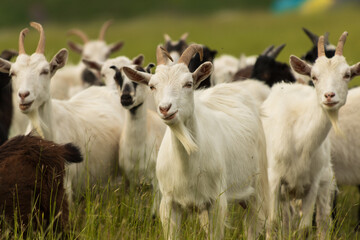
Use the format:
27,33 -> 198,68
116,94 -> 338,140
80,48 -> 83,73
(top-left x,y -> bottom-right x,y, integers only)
178,44 -> 203,66
335,31 -> 348,56
317,35 -> 325,57
99,20 -> 113,41
30,22 -> 45,54
268,44 -> 286,59
18,28 -> 29,55
67,29 -> 89,43
156,45 -> 173,65
303,28 -> 319,45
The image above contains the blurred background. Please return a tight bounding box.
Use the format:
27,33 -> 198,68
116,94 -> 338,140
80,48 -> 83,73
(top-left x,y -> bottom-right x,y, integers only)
0,0 -> 360,84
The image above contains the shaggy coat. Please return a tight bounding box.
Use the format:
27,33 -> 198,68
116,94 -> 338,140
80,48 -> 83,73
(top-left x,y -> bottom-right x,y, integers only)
0,135 -> 82,230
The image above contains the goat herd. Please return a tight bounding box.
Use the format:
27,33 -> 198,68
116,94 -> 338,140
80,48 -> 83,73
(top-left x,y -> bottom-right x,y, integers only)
0,20 -> 360,239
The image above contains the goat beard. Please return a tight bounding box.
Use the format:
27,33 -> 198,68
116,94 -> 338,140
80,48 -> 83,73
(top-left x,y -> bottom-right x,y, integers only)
170,122 -> 198,155
326,109 -> 343,137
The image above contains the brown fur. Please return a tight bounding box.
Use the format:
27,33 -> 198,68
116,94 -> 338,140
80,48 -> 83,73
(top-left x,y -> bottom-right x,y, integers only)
0,134 -> 82,232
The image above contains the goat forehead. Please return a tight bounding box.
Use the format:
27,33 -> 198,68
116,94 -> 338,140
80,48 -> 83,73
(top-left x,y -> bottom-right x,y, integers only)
154,64 -> 191,85
13,54 -> 48,72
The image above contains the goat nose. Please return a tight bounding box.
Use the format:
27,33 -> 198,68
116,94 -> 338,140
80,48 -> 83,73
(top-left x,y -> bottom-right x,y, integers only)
19,91 -> 30,100
159,104 -> 172,115
324,92 -> 335,100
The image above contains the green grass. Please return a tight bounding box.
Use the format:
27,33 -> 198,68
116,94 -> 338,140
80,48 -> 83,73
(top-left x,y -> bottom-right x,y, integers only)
1,5 -> 360,239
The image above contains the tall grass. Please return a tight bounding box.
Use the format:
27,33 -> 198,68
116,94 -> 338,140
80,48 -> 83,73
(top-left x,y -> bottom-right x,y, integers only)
1,6 -> 360,239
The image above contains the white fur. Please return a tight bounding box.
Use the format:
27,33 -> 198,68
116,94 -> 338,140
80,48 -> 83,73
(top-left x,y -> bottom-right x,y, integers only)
263,53 -> 355,238
50,40 -> 114,100
6,52 -> 124,205
211,54 -> 257,85
134,63 -> 269,239
116,66 -> 166,217
330,87 -> 360,185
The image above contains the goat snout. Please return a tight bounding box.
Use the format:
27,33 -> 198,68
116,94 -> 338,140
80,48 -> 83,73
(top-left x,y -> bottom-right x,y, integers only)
121,94 -> 133,107
18,91 -> 30,101
159,104 -> 172,115
324,92 -> 335,101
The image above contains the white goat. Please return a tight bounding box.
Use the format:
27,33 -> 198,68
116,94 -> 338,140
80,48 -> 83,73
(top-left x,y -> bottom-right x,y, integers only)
123,44 -> 269,239
50,20 -> 124,100
262,32 -> 360,239
0,22 -> 124,204
111,63 -> 166,217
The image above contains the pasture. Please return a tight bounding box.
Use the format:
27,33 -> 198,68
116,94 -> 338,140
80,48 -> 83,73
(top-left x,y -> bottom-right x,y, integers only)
1,4 -> 360,239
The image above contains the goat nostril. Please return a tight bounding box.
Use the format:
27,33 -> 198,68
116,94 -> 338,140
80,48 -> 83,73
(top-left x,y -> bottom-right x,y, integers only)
19,91 -> 30,99
159,104 -> 172,114
324,92 -> 336,99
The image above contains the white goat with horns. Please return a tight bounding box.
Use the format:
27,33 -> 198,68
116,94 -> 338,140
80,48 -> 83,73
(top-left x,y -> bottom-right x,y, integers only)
262,32 -> 360,239
50,20 -> 124,100
0,22 -> 124,204
123,44 -> 269,239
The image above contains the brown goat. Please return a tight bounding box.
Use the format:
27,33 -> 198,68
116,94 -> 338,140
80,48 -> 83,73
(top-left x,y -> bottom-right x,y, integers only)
0,134 -> 82,232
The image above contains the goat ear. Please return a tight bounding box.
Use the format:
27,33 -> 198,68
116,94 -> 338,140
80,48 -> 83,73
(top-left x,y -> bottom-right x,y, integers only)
123,66 -> 151,85
350,62 -> 360,79
109,41 -> 124,55
289,55 -> 311,76
132,54 -> 144,66
50,48 -> 68,76
67,41 -> 83,54
0,50 -> 18,61
0,58 -> 12,73
192,62 -> 213,88
82,59 -> 102,72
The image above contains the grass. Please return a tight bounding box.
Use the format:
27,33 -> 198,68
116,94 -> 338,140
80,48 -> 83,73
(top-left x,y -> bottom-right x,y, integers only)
1,5 -> 360,239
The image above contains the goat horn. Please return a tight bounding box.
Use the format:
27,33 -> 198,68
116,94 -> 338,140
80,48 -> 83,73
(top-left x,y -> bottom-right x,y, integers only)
324,32 -> 330,45
164,34 -> 171,42
335,31 -> 348,56
317,35 -> 325,57
178,44 -> 203,66
180,32 -> 189,41
67,29 -> 89,43
268,44 -> 286,59
18,28 -> 29,55
261,45 -> 274,56
30,22 -> 45,54
303,28 -> 319,45
156,45 -> 173,65
99,20 -> 113,41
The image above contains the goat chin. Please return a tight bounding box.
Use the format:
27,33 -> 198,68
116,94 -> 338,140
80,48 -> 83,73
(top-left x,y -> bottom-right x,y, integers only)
327,109 -> 344,137
170,122 -> 198,155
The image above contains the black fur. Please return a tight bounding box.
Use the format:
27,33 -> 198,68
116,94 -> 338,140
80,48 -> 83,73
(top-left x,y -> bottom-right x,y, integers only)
81,69 -> 104,86
111,66 -> 124,88
188,46 -> 217,89
164,40 -> 188,55
250,55 -> 295,87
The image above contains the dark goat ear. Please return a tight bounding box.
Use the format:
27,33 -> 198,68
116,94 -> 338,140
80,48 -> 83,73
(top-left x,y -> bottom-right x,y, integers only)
132,54 -> 144,66
289,55 -> 311,77
0,50 -> 18,60
0,58 -> 12,73
109,41 -> 124,55
145,63 -> 155,73
50,48 -> 68,76
303,28 -> 319,45
67,41 -> 83,54
82,59 -> 102,72
350,62 -> 360,79
193,62 -> 213,88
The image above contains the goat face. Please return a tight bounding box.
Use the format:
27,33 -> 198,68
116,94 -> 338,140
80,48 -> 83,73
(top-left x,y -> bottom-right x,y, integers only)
290,32 -> 360,112
82,41 -> 110,62
113,65 -> 149,112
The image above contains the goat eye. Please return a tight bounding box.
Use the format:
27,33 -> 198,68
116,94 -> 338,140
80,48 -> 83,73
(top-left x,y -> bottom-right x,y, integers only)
149,85 -> 156,91
311,76 -> 318,82
40,70 -> 49,75
10,72 -> 16,77
183,82 -> 193,88
344,73 -> 350,79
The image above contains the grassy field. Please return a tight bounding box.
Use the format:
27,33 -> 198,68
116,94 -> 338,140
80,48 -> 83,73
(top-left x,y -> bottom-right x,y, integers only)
1,4 -> 360,239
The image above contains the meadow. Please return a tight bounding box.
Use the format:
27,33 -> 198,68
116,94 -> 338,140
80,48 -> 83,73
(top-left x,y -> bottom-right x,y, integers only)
1,3 -> 360,239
